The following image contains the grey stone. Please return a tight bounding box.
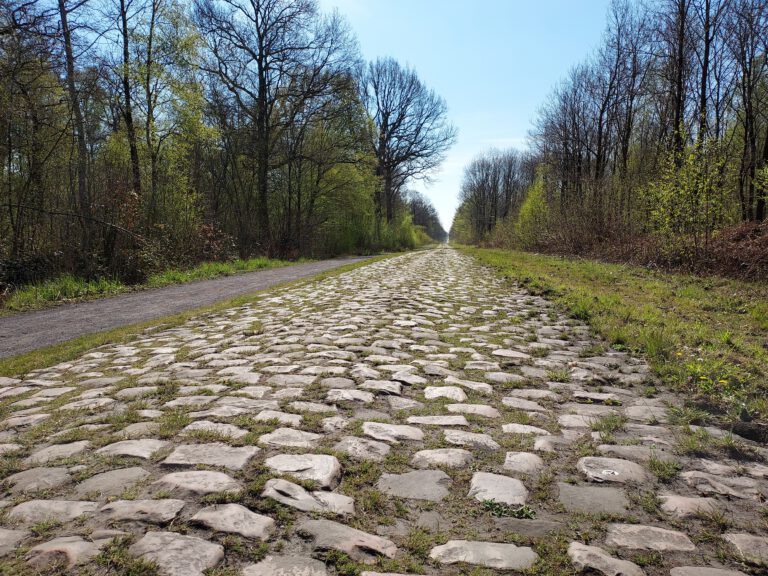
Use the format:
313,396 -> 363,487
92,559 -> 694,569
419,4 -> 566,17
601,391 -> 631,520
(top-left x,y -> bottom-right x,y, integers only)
559,414 -> 598,428
363,422 -> 423,443
265,454 -> 341,489
722,533 -> 768,566
99,499 -> 186,524
243,556 -> 328,576
334,436 -> 391,462
268,374 -> 315,387
0,443 -> 22,456
259,428 -> 321,449
262,479 -> 354,515
161,443 -> 260,470
670,569 -> 747,576
443,429 -> 500,450
681,471 -> 761,500
2,413 -> 50,428
191,504 -> 275,540
502,423 -> 551,435
25,534 -> 118,568
660,494 -> 719,519
624,405 -> 667,423
567,542 -> 644,576
115,386 -> 158,399
577,457 -> 650,484
289,401 -> 337,413
118,422 -> 160,438
429,540 -> 538,570
254,410 -> 303,426
407,415 -> 468,426
9,500 -> 98,524
503,452 -> 545,475
235,385 -> 272,398
322,416 -> 349,433
502,397 -> 547,412
557,483 -> 629,515
411,448 -> 473,469
163,395 -> 218,408
573,391 -> 622,404
327,389 -> 374,403
508,388 -> 559,400
96,439 -> 169,459
5,467 -> 71,494
152,471 -> 242,496
74,467 -> 149,498
181,420 -> 248,439
386,396 -> 423,410
129,531 -> 224,576
446,403 -> 500,418
492,349 -> 532,361
360,380 -> 402,395
468,472 -> 528,506
297,519 -> 397,564
321,377 -> 355,389
445,375 -> 493,394
596,444 -> 675,463
424,386 -> 467,401
26,441 -> 90,464
0,527 -> 29,557
605,524 -> 695,551
377,470 -> 452,502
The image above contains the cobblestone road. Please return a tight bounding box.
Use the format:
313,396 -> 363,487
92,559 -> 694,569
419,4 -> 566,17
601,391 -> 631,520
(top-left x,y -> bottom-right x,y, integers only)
0,248 -> 765,575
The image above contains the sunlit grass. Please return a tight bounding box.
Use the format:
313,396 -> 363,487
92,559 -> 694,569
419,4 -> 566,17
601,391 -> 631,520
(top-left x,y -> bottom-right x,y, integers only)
1,257 -> 296,313
3,274 -> 125,311
462,246 -> 768,418
145,256 -> 295,287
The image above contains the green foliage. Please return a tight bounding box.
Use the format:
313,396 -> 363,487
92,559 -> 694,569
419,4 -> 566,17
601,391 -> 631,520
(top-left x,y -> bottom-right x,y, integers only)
0,257 -> 294,313
482,500 -> 536,518
642,141 -> 730,263
513,173 -> 549,249
3,275 -> 125,311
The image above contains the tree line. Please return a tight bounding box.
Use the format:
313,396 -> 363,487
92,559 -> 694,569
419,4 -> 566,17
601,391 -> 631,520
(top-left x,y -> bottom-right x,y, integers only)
452,0 -> 767,274
0,0 -> 451,286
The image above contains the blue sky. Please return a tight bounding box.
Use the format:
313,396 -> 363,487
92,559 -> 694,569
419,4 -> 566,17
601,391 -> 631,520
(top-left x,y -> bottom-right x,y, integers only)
318,0 -> 612,230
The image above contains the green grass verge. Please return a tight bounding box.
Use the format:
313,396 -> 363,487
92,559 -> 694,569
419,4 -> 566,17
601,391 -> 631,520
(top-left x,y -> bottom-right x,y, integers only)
0,254 -> 395,377
0,256 -> 297,315
461,246 -> 768,420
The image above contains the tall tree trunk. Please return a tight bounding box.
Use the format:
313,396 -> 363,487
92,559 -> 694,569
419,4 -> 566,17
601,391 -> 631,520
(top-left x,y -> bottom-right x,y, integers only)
120,0 -> 142,200
697,0 -> 711,146
144,0 -> 159,223
672,0 -> 688,162
58,0 -> 92,256
257,56 -> 271,254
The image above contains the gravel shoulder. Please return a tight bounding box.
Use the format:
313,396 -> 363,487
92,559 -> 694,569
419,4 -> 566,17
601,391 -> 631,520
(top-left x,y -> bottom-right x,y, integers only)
0,257 -> 371,359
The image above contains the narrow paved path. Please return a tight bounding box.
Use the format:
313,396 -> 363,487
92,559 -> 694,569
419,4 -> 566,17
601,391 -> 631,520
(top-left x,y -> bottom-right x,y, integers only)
0,247 -> 765,575
0,257 -> 370,359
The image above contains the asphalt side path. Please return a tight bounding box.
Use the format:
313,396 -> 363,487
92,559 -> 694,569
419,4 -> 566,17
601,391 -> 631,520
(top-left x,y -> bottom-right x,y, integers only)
0,256 -> 372,359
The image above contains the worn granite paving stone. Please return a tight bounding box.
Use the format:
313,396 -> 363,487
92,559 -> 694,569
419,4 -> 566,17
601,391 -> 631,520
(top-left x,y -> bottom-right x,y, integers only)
129,531 -> 224,576
0,247 -> 763,574
191,503 -> 275,540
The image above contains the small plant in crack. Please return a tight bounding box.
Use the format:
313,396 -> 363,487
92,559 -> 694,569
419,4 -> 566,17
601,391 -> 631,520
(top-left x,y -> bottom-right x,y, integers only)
482,500 -> 536,519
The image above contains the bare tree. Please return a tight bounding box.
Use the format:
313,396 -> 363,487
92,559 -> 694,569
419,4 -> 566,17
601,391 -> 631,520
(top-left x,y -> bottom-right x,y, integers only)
57,0 -> 93,254
195,0 -> 351,253
361,57 -> 456,223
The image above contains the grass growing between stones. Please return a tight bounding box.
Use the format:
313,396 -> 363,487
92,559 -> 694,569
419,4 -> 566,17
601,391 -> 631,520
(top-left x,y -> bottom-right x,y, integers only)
462,246 -> 768,423
0,254 -> 397,377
